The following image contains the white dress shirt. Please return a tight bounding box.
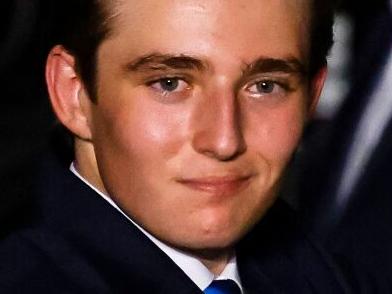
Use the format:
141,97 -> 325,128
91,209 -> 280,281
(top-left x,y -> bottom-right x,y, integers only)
70,163 -> 243,292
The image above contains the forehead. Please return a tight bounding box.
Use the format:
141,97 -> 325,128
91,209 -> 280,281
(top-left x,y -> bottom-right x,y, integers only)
107,0 -> 310,28
107,0 -> 310,33
101,0 -> 310,66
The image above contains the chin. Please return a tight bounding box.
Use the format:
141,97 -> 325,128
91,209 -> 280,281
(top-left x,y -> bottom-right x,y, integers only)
174,238 -> 235,257
178,225 -> 247,252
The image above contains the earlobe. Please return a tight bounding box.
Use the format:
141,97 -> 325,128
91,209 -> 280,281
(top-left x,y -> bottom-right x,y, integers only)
46,45 -> 93,140
307,65 -> 328,118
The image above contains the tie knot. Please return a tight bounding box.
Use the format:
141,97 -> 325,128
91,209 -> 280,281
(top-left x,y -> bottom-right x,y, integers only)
204,279 -> 242,294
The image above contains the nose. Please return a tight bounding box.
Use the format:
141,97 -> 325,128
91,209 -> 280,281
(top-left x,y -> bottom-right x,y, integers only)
191,90 -> 246,161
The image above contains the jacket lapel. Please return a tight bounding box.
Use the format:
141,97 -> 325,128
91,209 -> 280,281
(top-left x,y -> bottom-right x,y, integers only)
34,153 -> 203,293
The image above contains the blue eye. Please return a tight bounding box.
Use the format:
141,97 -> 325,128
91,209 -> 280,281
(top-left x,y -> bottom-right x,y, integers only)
246,79 -> 287,98
255,81 -> 275,93
149,78 -> 189,93
158,78 -> 179,91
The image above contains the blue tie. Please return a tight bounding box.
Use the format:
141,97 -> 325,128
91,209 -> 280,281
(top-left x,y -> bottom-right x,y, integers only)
204,279 -> 242,294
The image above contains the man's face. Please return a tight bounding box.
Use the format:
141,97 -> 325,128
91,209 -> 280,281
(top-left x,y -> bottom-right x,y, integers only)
85,0 -> 317,251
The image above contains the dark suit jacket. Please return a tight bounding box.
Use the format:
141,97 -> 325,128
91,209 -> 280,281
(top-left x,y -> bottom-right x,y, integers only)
0,151 -> 350,293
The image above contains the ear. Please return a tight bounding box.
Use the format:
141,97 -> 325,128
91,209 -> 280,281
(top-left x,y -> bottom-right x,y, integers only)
46,45 -> 93,140
307,65 -> 328,118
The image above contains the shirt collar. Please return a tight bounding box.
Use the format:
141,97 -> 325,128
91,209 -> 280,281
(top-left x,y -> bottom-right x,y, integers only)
69,162 -> 242,291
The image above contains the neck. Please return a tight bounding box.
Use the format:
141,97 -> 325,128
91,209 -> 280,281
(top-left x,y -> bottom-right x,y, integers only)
74,139 -> 108,194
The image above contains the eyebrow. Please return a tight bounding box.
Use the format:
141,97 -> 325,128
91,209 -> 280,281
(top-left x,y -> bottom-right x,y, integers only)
243,57 -> 307,76
124,53 -> 307,78
125,53 -> 209,72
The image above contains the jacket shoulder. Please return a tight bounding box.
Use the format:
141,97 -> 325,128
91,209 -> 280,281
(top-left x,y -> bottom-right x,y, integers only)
237,200 -> 352,293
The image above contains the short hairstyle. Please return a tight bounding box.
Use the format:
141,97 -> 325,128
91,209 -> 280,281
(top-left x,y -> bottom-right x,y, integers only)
52,0 -> 339,101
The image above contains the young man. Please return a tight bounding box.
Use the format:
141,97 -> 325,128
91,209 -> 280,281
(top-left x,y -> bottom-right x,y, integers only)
0,0 -> 349,292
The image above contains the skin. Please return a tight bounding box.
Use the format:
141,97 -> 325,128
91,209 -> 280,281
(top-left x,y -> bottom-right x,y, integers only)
46,0 -> 326,275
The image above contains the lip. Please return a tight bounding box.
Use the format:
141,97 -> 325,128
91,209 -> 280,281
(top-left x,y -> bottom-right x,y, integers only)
177,175 -> 252,194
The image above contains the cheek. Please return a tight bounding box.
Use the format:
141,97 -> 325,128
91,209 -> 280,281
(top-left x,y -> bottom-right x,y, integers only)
245,98 -> 306,164
92,92 -> 188,161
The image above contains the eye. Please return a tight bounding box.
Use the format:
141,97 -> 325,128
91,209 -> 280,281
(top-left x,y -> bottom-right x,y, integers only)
149,77 -> 189,93
248,80 -> 280,95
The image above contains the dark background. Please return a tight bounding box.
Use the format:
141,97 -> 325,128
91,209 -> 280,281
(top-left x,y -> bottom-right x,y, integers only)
0,0 -> 55,171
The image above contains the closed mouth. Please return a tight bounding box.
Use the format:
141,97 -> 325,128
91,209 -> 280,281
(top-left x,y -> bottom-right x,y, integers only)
177,175 -> 252,194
